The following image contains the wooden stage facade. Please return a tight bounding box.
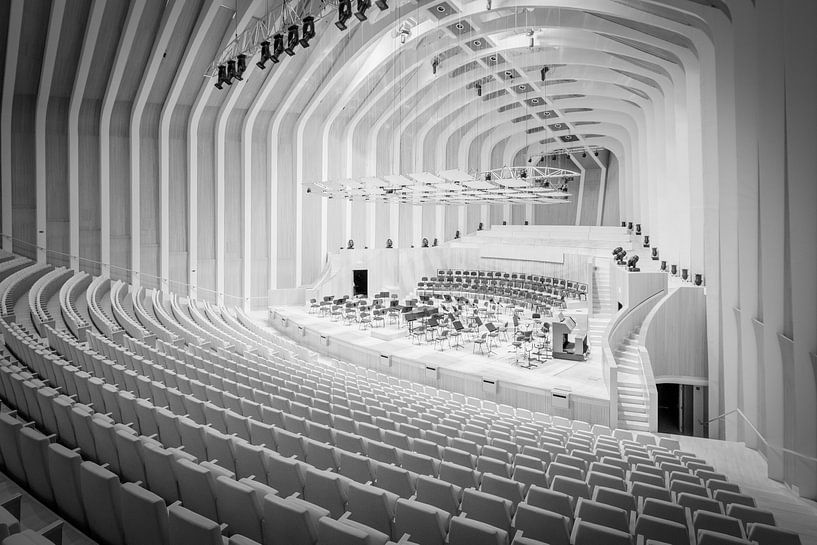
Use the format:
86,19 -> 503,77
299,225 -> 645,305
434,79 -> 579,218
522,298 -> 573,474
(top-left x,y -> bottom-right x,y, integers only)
267,305 -> 614,427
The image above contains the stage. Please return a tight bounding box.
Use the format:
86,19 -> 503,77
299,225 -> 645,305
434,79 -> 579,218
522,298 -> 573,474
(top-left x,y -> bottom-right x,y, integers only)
265,305 -> 614,426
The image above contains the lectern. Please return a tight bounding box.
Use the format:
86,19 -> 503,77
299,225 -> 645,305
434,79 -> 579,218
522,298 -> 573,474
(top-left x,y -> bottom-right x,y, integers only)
552,316 -> 588,361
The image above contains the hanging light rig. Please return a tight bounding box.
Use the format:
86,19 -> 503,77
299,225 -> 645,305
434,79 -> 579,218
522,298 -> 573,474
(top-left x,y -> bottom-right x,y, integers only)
212,0 -> 389,89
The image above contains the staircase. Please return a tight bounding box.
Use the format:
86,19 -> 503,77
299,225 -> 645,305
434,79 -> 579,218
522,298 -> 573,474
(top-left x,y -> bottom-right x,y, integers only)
587,259 -> 614,352
615,328 -> 651,431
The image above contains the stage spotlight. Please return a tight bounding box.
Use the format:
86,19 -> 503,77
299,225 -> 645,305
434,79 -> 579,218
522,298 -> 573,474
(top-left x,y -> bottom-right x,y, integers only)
540,66 -> 549,82
355,0 -> 371,21
502,221 -> 507,225
336,0 -> 352,30
660,260 -> 667,272
582,152 -> 587,158
226,60 -> 236,83
485,172 -> 491,181
475,82 -> 482,97
627,221 -> 633,230
432,238 -> 438,247
478,222 -> 484,231
627,255 -> 640,272
635,223 -> 642,235
299,16 -> 315,47
651,247 -> 659,260
256,41 -> 273,69
347,239 -> 355,249
214,65 -> 227,89
454,230 -> 460,239
520,170 -> 527,179
694,273 -> 703,286
285,25 -> 299,55
421,237 -> 429,248
643,235 -> 650,247
235,54 -> 247,80
432,57 -> 440,75
386,238 -> 393,248
270,33 -> 285,62
681,268 -> 689,281
612,247 -> 622,257
375,0 -> 388,9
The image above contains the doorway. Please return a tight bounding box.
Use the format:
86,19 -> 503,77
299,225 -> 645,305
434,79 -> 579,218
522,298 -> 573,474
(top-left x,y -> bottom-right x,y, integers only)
657,383 -> 708,437
353,269 -> 368,297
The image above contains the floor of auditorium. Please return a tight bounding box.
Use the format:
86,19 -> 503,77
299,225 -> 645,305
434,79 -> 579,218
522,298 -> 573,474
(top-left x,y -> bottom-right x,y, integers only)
262,305 -> 610,401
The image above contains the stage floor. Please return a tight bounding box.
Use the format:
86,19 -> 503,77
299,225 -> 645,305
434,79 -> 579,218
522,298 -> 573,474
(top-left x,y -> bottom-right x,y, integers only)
267,305 -> 610,402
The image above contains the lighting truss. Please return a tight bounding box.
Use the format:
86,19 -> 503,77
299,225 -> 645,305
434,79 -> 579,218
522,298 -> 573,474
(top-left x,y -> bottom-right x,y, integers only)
305,166 -> 579,205
205,0 -> 341,78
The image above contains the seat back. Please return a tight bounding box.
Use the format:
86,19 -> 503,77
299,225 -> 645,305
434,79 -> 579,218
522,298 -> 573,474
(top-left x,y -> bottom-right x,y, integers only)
79,461 -> 125,545
18,427 -> 54,504
215,476 -> 264,543
262,493 -> 330,545
524,485 -> 573,519
46,443 -> 86,526
447,516 -> 509,545
747,522 -> 803,545
692,510 -> 745,539
304,467 -> 349,518
173,458 -> 219,522
574,497 -> 629,533
512,503 -> 570,545
460,489 -> 512,533
316,517 -> 390,545
570,518 -> 633,545
633,513 -> 689,545
121,482 -> 169,545
346,481 -> 398,535
393,498 -> 450,545
168,504 -> 224,545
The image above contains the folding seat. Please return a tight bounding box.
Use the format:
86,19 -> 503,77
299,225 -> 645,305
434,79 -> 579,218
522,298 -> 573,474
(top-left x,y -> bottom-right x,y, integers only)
570,518 -> 633,545
520,446 -> 551,465
234,440 -> 268,481
247,420 -> 276,450
480,473 -> 524,509
640,497 -> 686,526
510,465 -> 547,492
139,442 -> 180,504
263,493 -> 330,545
460,488 -> 512,533
695,529 -> 753,544
46,443 -> 85,526
659,462 -> 689,475
668,470 -> 703,486
316,515 -> 390,545
89,415 -> 125,474
261,406 -> 286,428
630,481 -> 671,503
376,464 -> 416,499
522,485 -> 572,519
304,467 -> 350,517
335,429 -> 366,454
204,428 -> 238,474
633,463 -> 664,479
726,503 -> 775,529
587,470 -> 627,494
17,427 -> 54,504
334,414 -> 357,433
392,498 -> 450,545
747,522 -> 802,545
676,491 -> 723,516
368,441 -> 400,465
338,449 -> 376,484
546,462 -> 584,484
284,413 -> 309,436
439,461 -> 479,491
414,475 -> 461,515
708,479 -> 742,494
477,455 -> 510,478
33,387 -> 59,437
633,513 -> 689,545
79,461 -> 125,545
575,497 -> 629,533
214,476 -> 264,543
224,412 -> 250,441
412,438 -> 442,459
305,438 -> 339,471
512,453 -> 544,472
120,482 -> 170,545
588,461 -> 625,480
693,510 -> 745,539
346,481 -> 399,535
697,469 -> 728,483
176,416 -> 208,461
512,503 -> 570,545
551,475 -> 590,501
173,457 -> 221,522
713,489 -> 756,508
446,516 -> 508,545
424,430 -> 450,448
306,421 -> 333,445
629,470 -> 665,489
274,427 -> 306,460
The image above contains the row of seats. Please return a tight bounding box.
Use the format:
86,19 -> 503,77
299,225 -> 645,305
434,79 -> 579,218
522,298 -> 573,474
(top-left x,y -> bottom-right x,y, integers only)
0,263 -> 51,321
4,260 -> 804,539
84,275 -> 123,340
109,280 -> 155,344
129,286 -> 181,345
27,267 -> 72,338
58,270 -> 91,339
0,321 -> 421,545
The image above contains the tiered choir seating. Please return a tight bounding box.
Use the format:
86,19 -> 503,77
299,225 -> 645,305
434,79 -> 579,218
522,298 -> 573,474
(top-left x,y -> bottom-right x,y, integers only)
417,270 -> 587,312
0,263 -> 52,322
28,267 -> 73,337
0,259 -> 804,545
58,271 -> 91,340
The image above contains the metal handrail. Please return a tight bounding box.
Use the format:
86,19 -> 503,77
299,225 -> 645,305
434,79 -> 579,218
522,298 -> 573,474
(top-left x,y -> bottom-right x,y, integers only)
704,408 -> 817,464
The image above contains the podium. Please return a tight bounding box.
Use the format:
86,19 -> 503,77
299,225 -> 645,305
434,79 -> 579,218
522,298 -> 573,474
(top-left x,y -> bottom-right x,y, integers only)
552,316 -> 589,361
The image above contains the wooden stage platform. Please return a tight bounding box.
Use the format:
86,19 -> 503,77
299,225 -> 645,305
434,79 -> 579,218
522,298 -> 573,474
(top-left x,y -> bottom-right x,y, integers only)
266,306 -> 614,427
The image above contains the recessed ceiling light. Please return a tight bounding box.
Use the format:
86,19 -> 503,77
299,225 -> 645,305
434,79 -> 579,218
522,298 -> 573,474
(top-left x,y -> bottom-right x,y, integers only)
472,40 -> 482,47
519,84 -> 527,90
436,5 -> 446,12
531,98 -> 539,104
489,55 -> 497,62
455,22 -> 464,29
504,70 -> 512,76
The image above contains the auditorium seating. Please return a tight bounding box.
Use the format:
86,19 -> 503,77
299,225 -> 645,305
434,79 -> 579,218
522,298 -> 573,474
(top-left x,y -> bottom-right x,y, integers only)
0,261 -> 803,545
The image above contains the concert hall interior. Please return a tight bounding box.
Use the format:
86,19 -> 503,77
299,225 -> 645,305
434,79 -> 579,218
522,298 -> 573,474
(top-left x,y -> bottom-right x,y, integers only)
0,1 -> 816,544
